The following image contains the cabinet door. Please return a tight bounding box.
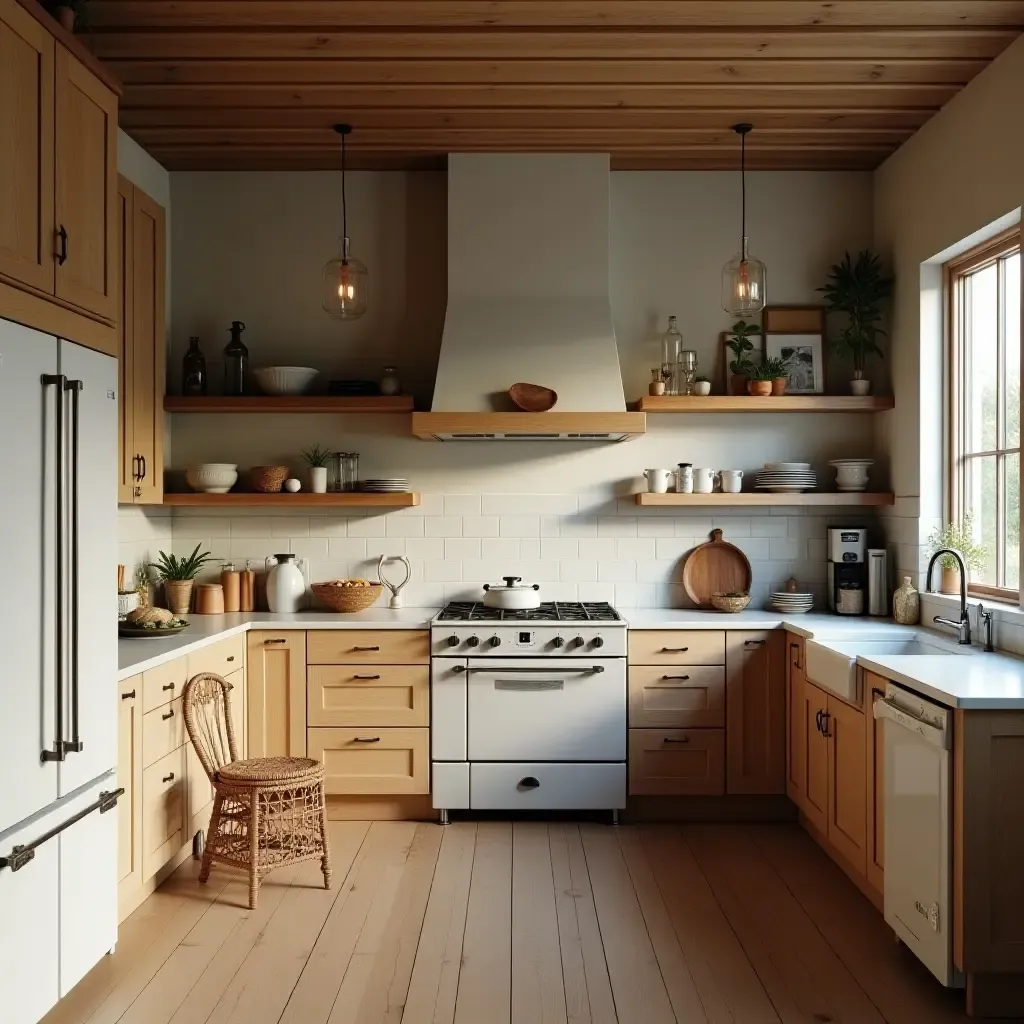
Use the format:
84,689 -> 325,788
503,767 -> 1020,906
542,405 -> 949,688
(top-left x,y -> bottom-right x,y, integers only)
117,678 -> 143,893
141,746 -> 186,880
628,665 -> 725,729
786,636 -> 806,807
248,631 -> 306,758
804,680 -> 829,834
826,695 -> 867,876
0,0 -> 54,294
307,727 -> 429,795
725,631 -> 786,794
628,728 -> 725,796
115,176 -> 136,502
865,672 -> 886,895
129,187 -> 165,504
54,45 -> 117,322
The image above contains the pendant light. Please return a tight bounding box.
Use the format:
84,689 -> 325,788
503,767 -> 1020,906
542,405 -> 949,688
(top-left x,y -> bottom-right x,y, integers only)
721,123 -> 766,317
322,123 -> 368,320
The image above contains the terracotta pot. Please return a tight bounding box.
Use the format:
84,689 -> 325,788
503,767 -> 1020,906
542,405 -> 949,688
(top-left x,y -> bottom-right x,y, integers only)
939,565 -> 961,596
747,380 -> 773,397
164,579 -> 194,616
730,373 -> 748,396
56,5 -> 75,30
771,377 -> 788,396
648,380 -> 666,396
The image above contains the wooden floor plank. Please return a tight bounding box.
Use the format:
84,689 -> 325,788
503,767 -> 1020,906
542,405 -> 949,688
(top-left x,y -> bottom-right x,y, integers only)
751,824 -> 972,1024
403,823 -> 477,1024
580,824 -> 675,1024
641,826 -> 779,1024
453,821 -> 513,1024
511,824 -> 568,1024
686,824 -> 885,1024
280,822 -> 417,1024
549,825 -> 592,1024
616,827 -> 708,1022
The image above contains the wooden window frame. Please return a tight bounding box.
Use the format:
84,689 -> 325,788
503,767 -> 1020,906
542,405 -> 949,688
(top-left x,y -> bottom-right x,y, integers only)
945,226 -> 1021,603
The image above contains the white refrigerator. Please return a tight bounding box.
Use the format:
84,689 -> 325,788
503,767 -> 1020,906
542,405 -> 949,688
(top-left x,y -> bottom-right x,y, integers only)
0,318 -> 119,1024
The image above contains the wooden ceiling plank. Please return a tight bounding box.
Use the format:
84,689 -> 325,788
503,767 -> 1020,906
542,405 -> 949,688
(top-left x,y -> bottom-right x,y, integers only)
89,1 -> 1024,30
90,29 -> 1019,62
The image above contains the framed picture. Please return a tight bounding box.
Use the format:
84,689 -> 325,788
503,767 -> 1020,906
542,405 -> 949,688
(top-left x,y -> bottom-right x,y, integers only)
719,331 -> 762,394
765,334 -> 825,394
763,305 -> 826,335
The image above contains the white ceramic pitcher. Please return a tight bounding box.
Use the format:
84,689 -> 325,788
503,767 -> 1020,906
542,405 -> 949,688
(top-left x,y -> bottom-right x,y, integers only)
644,468 -> 673,493
265,553 -> 306,613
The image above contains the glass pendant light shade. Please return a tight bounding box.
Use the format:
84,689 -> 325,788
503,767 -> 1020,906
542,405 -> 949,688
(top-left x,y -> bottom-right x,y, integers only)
721,123 -> 767,317
322,123 -> 368,321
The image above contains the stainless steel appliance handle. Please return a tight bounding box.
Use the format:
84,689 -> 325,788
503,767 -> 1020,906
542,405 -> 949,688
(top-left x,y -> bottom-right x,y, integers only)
41,374 -> 67,763
873,696 -> 949,749
467,665 -> 605,674
65,380 -> 84,754
496,679 -> 564,691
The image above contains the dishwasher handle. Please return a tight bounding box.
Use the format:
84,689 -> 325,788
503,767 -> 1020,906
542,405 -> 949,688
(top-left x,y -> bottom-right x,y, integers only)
873,696 -> 950,750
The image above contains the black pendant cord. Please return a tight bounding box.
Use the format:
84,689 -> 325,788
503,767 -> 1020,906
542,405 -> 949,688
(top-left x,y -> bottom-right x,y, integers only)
740,129 -> 746,243
333,123 -> 353,259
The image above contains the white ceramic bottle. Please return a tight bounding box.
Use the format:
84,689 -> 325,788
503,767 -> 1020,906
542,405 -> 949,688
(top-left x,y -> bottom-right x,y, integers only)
265,554 -> 306,612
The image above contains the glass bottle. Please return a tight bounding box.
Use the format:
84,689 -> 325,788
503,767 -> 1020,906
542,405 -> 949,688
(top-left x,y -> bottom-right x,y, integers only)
380,366 -> 400,396
181,336 -> 207,396
661,316 -> 684,396
223,320 -> 248,396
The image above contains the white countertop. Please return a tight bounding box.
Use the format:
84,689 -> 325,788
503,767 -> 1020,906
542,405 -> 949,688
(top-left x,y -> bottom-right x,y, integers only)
621,609 -> 910,638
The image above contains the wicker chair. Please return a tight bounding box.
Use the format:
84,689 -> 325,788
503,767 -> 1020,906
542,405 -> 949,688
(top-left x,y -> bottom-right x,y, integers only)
182,672 -> 331,909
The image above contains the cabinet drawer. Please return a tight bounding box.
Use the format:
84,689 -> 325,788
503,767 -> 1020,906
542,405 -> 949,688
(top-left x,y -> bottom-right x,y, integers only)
187,634 -> 244,679
628,631 -> 725,666
308,665 -> 429,727
628,665 -> 725,728
306,630 -> 429,665
185,743 -> 213,828
141,697 -> 184,768
141,658 -> 187,713
628,728 -> 725,796
141,746 -> 186,878
470,762 -> 626,811
307,727 -> 429,795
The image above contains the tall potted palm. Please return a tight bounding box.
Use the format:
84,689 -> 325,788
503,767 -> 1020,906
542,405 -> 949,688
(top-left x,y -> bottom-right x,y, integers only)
819,250 -> 892,396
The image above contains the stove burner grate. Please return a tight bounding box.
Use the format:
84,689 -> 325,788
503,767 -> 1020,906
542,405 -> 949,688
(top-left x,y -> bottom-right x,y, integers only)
437,601 -> 621,622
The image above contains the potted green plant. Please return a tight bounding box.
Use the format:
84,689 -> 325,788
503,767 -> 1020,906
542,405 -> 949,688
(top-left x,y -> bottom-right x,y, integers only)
927,513 -> 986,595
726,319 -> 759,395
302,442 -> 331,494
819,249 -> 893,396
51,0 -> 87,32
692,375 -> 712,397
760,356 -> 789,396
746,364 -> 776,397
149,544 -> 214,615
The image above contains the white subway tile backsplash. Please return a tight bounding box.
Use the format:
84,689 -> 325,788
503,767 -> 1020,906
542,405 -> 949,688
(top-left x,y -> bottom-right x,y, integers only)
443,494 -> 481,517
500,515 -> 540,538
769,537 -> 804,561
734,538 -> 772,561
519,538 -> 541,560
598,561 -> 637,583
560,515 -> 598,538
559,560 -> 599,583
655,538 -> 690,561
540,516 -> 561,537
462,516 -> 499,538
270,517 -> 309,538
290,537 -> 330,561
482,538 -> 521,561
752,518 -> 789,538
637,519 -> 675,538
637,560 -> 673,584
616,538 -> 656,561
541,538 -> 579,560
328,537 -> 369,561
445,537 -> 481,561
578,538 -> 617,561
578,582 -> 616,603
425,561 -> 463,582
404,537 -> 445,560
386,516 -> 425,537
345,516 -> 388,538
424,516 -> 463,538
598,516 -> 637,537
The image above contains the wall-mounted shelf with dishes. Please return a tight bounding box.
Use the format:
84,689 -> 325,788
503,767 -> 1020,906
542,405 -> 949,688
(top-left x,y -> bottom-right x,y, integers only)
163,492 -> 420,508
635,492 -> 895,507
163,396 -> 414,414
635,395 -> 893,413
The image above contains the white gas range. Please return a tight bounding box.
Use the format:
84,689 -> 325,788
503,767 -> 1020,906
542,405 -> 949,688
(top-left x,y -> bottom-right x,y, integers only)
430,601 -> 627,824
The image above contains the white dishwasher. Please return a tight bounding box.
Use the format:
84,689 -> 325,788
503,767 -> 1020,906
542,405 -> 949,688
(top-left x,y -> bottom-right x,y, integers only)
874,681 -> 962,987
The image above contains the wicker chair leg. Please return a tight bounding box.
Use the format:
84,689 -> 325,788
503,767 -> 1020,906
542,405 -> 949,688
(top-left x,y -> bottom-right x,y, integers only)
248,790 -> 261,910
318,781 -> 332,890
199,792 -> 223,884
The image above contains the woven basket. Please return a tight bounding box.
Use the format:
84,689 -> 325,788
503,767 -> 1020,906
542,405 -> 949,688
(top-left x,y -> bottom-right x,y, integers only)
311,582 -> 383,613
710,592 -> 751,613
249,465 -> 289,493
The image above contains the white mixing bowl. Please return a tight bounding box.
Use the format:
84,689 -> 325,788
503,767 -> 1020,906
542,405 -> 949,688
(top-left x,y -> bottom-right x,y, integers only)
186,463 -> 238,493
253,366 -> 319,396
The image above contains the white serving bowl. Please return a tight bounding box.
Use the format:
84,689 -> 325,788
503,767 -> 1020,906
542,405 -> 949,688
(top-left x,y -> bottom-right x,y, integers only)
830,459 -> 873,491
253,366 -> 319,396
186,463 -> 238,493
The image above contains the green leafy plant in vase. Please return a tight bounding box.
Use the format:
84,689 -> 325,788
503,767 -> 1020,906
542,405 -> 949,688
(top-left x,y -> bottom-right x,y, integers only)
302,442 -> 332,494
746,363 -> 778,397
726,319 -> 760,396
819,249 -> 893,396
759,356 -> 789,396
149,544 -> 214,615
927,512 -> 986,595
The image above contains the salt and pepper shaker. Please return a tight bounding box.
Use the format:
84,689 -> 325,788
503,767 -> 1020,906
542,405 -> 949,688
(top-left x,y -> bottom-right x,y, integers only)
239,560 -> 255,612
378,555 -> 412,609
220,562 -> 240,613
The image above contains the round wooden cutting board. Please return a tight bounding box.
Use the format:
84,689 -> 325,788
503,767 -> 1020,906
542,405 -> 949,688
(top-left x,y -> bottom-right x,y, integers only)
682,528 -> 753,608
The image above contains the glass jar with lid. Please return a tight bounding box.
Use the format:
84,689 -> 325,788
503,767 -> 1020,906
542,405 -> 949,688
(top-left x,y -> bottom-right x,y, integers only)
328,452 -> 360,492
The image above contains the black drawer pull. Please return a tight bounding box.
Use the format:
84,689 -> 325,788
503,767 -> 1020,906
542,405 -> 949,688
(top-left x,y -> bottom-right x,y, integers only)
661,674 -> 691,681
56,225 -> 68,265
121,689 -> 136,700
820,711 -> 832,738
745,639 -> 766,647
352,736 -> 380,743
265,638 -> 286,645
663,736 -> 691,744
660,646 -> 689,653
161,709 -> 174,721
353,645 -> 381,652
162,682 -> 175,691
353,674 -> 381,680
162,772 -> 175,783
226,656 -> 235,662
518,776 -> 540,789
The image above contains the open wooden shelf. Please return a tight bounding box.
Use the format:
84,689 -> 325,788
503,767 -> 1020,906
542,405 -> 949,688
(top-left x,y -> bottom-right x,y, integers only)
164,395 -> 414,414
162,492 -> 420,508
635,492 -> 895,507
635,395 -> 894,413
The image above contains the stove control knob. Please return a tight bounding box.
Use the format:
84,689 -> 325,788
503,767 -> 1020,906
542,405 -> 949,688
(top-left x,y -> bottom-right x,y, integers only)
446,635 -> 460,648
488,636 -> 501,648
552,636 -> 565,649
466,635 -> 480,648
591,636 -> 605,648
571,636 -> 585,649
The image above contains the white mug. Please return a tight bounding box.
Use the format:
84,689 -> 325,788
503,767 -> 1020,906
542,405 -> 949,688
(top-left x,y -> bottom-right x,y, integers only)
693,467 -> 715,493
720,469 -> 744,493
644,468 -> 673,493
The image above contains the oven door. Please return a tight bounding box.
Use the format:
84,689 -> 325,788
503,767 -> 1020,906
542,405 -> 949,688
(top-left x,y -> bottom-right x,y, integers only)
466,658 -> 626,761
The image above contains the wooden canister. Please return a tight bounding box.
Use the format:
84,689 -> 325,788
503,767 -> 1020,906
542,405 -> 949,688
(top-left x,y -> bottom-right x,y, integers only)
194,583 -> 225,615
220,565 -> 241,613
239,563 -> 255,612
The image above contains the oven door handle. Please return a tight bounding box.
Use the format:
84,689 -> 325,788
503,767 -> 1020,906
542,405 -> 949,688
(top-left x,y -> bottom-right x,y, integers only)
466,665 -> 605,674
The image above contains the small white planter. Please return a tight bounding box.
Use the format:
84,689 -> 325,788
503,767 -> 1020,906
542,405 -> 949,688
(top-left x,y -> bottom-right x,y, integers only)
692,381 -> 712,396
850,378 -> 872,396
309,466 -> 328,493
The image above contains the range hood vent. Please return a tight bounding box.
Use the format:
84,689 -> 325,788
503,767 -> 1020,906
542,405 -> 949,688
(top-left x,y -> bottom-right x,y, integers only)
415,153 -> 645,442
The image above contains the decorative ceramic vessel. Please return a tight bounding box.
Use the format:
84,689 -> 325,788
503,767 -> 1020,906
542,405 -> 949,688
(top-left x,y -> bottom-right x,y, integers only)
164,579 -> 193,616
693,380 -> 711,396
284,478 -> 301,493
309,466 -> 328,493
185,463 -> 238,493
771,378 -> 787,396
940,565 -> 961,595
730,373 -> 748,396
747,380 -> 772,397
892,576 -> 920,625
649,380 -> 666,396
252,366 -> 318,396
850,378 -> 872,396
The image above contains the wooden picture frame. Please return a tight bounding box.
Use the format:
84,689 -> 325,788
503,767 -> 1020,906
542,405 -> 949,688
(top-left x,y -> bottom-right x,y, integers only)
764,334 -> 825,394
763,305 -> 826,335
719,331 -> 762,394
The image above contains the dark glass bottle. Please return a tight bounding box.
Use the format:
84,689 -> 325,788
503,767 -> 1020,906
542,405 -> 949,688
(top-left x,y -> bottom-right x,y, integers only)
181,336 -> 207,396
223,320 -> 248,396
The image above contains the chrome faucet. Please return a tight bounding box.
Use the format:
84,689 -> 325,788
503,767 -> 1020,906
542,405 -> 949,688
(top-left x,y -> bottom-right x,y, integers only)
925,548 -> 972,645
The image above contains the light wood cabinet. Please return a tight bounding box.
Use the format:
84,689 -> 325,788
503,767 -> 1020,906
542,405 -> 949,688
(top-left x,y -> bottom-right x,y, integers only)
826,694 -> 867,874
803,679 -> 829,834
116,176 -> 165,505
188,633 -> 244,679
628,665 -> 724,729
308,664 -> 429,728
864,671 -> 886,896
307,727 -> 430,795
141,657 -> 185,714
141,697 -> 184,768
627,630 -> 725,666
627,728 -> 725,796
725,630 -> 786,794
117,677 -> 143,899
248,631 -> 307,758
306,629 -> 430,665
141,746 -> 186,880
785,634 -> 806,806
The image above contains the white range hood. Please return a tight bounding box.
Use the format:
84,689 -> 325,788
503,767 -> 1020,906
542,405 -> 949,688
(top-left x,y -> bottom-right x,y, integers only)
412,153 -> 645,441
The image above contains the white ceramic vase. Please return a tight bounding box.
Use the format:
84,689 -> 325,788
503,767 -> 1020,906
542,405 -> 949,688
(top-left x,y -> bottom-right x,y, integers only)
850,378 -> 872,396
309,466 -> 327,493
693,381 -> 711,396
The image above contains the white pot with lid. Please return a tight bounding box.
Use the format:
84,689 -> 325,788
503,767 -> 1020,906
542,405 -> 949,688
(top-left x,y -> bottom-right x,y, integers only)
482,576 -> 541,610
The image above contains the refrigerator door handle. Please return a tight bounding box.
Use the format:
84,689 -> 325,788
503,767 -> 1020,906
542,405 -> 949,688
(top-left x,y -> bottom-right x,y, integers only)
41,374 -> 67,763
65,380 -> 84,754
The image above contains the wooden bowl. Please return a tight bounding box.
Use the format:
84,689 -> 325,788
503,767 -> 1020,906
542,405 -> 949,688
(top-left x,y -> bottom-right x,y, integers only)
509,382 -> 558,412
249,465 -> 290,493
710,592 -> 751,613
311,581 -> 383,613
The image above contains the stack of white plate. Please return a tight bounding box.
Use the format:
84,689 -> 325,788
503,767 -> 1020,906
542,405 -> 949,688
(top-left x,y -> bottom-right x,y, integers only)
770,589 -> 815,614
755,462 -> 817,493
360,478 -> 410,492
